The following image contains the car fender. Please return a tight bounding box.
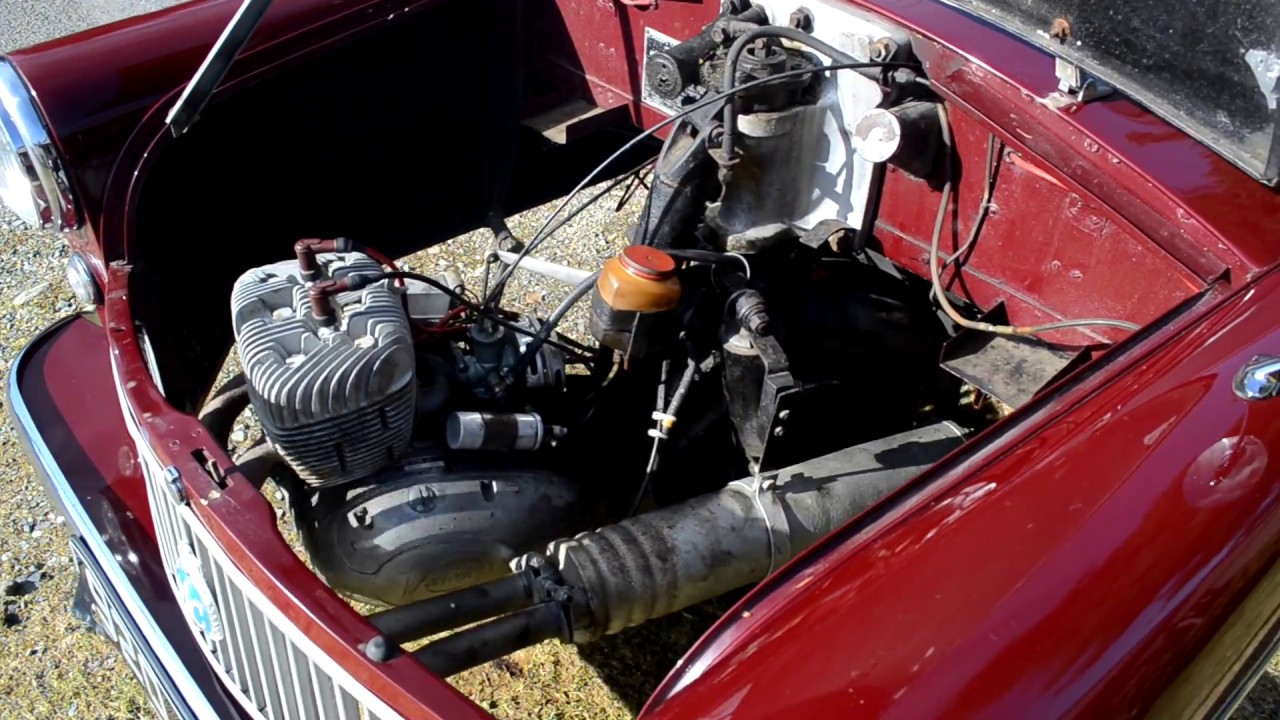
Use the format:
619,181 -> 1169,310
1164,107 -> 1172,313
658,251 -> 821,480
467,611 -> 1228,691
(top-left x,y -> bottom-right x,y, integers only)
6,313 -> 247,718
642,268 -> 1280,720
3,0 -> 432,251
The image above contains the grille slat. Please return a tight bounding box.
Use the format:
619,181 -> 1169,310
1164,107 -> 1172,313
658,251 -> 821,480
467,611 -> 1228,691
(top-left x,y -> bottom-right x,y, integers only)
195,541 -> 239,687
244,595 -> 287,720
287,644 -> 320,720
267,625 -> 297,719
336,690 -> 361,720
307,659 -> 334,720
220,570 -> 266,709
151,480 -> 181,571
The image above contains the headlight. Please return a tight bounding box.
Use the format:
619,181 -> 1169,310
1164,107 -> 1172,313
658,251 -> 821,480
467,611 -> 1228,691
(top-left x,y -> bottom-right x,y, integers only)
0,59 -> 78,230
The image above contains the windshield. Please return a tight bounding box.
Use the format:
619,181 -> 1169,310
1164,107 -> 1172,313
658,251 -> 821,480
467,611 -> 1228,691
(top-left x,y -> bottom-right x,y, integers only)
943,0 -> 1280,185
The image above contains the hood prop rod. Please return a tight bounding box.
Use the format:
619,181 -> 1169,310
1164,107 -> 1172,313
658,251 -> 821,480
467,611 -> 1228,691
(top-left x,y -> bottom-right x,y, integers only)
165,0 -> 274,136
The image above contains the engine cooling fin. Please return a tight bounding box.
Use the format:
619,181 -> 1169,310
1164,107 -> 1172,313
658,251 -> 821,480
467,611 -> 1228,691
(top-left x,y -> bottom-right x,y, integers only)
230,252 -> 416,485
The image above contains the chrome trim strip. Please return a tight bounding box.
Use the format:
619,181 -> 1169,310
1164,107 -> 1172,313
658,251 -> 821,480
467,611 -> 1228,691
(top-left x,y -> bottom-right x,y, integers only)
6,327 -> 221,719
0,59 -> 80,230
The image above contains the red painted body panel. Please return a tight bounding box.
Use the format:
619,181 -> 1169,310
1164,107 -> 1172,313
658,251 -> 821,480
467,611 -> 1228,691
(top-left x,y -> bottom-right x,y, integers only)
12,315 -> 250,715
7,0 -> 418,252
9,0 -> 1280,717
874,108 -> 1203,345
19,316 -> 154,541
547,0 -> 1279,281
99,265 -> 492,719
641,269 -> 1280,720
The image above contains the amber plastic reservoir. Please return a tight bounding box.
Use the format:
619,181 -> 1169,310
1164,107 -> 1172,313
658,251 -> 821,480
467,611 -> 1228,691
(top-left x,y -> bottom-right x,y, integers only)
597,245 -> 682,312
590,246 -> 681,356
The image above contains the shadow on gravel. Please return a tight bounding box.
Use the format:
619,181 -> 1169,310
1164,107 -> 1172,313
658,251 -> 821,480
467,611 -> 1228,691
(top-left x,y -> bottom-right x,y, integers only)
576,599 -> 733,713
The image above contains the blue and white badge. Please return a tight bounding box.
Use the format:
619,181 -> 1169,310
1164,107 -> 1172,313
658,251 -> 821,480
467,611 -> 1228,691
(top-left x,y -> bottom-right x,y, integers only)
173,544 -> 224,646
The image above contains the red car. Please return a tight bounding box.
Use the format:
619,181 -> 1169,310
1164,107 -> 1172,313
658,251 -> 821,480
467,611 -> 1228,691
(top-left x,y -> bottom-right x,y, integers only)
5,0 -> 1280,717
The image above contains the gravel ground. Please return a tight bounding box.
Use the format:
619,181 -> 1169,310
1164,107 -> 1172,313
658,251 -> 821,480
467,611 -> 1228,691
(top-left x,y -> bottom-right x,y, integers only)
3,3 -> 1280,719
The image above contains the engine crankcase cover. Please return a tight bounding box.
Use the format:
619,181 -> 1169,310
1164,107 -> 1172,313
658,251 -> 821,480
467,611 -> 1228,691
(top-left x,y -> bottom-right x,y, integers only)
299,447 -> 584,606
231,252 -> 415,486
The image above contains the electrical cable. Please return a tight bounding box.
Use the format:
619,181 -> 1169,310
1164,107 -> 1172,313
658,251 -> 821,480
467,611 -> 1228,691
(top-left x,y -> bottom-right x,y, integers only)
380,270 -> 472,307
368,271 -> 596,364
508,271 -> 601,379
505,246 -> 748,379
489,315 -> 596,366
482,58 -> 913,307
485,156 -> 657,306
356,246 -> 401,273
630,354 -> 698,516
720,25 -> 863,162
347,243 -> 405,287
938,133 -> 1000,275
926,102 -> 1140,337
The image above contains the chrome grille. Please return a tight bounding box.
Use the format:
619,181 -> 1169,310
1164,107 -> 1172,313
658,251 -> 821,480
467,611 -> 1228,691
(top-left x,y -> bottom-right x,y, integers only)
139,455 -> 401,720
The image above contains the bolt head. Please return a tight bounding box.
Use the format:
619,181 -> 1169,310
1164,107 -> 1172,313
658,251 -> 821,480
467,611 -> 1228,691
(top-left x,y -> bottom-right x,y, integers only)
773,426 -> 786,437
788,7 -> 814,33
870,38 -> 895,63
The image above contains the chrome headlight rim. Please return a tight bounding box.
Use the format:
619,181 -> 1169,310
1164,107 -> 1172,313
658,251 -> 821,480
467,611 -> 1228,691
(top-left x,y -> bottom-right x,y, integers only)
0,59 -> 79,231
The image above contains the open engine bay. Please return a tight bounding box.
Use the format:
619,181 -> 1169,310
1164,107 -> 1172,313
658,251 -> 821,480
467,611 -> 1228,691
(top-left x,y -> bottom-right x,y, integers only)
187,1 -> 1196,676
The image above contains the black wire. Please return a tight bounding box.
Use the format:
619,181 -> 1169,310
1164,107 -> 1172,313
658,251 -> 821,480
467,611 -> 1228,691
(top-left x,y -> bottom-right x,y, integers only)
664,248 -> 747,265
484,156 -> 658,307
486,315 -> 596,366
536,157 -> 657,253
381,271 -> 473,307
384,270 -> 597,364
481,57 -> 914,307
509,271 -> 601,379
721,26 -> 864,161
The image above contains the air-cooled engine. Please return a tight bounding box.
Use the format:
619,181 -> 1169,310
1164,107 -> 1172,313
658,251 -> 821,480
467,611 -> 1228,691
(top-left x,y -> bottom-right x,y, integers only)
230,252 -> 416,486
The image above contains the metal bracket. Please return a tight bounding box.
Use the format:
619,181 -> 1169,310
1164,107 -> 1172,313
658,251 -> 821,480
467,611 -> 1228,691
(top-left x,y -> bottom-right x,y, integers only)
162,466 -> 187,506
728,474 -> 792,575
1047,58 -> 1114,106
939,303 -> 1089,409
752,335 -> 800,472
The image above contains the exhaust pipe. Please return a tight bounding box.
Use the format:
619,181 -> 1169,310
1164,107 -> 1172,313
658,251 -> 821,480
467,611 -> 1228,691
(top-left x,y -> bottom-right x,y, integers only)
379,421 -> 965,672
538,421 -> 966,641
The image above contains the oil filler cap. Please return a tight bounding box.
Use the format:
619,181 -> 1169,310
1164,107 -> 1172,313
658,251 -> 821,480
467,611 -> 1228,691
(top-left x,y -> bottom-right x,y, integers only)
619,246 -> 677,281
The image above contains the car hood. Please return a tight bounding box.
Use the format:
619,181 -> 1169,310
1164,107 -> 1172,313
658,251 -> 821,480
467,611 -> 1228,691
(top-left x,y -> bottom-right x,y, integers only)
943,0 -> 1280,185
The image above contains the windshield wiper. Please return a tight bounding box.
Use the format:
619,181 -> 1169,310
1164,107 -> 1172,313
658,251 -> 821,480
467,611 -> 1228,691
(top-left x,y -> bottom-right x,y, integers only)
165,0 -> 275,136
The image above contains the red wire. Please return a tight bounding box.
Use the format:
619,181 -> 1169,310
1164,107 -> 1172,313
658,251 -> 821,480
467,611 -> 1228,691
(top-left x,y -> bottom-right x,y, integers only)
357,244 -> 468,341
359,246 -> 404,286
413,305 -> 471,344
432,305 -> 468,329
